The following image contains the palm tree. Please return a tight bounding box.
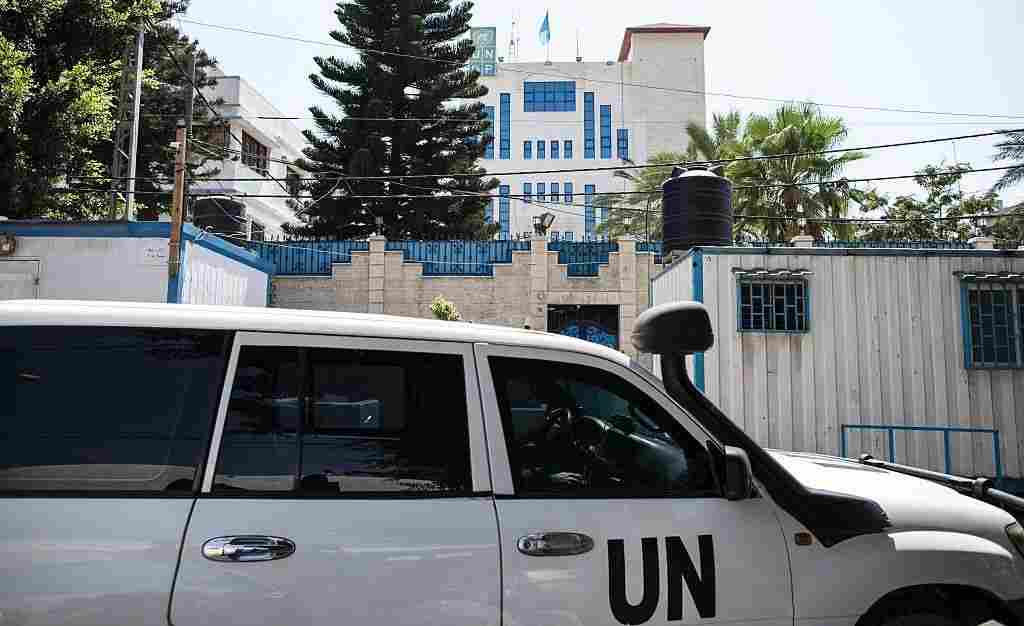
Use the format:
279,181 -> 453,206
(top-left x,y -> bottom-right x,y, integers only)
728,104 -> 864,241
595,152 -> 683,240
684,111 -> 742,165
992,131 -> 1024,192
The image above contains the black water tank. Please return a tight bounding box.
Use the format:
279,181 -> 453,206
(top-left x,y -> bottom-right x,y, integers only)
662,167 -> 733,255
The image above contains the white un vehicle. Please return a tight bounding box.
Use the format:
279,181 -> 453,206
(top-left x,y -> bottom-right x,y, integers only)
3,300 -> 1024,626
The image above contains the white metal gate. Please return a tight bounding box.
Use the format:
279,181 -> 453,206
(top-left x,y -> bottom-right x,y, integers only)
0,260 -> 39,299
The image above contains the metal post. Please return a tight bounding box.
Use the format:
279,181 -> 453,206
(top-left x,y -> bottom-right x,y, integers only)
994,431 -> 1003,479
888,429 -> 896,462
182,51 -> 196,223
125,25 -> 145,221
943,429 -> 952,474
840,427 -> 847,459
169,121 -> 187,281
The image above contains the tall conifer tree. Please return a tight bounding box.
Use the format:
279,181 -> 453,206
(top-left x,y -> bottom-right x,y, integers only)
292,0 -> 498,239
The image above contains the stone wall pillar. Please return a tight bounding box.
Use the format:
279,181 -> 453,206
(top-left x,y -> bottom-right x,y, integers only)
367,235 -> 386,314
527,235 -> 549,330
616,236 -> 638,356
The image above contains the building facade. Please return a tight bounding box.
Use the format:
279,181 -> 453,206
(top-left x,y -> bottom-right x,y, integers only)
191,70 -> 310,238
651,238 -> 1024,482
475,24 -> 709,241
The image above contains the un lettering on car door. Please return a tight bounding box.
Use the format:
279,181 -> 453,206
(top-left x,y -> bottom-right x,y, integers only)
476,346 -> 793,626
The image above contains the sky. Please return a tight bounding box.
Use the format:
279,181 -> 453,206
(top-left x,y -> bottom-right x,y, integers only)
179,0 -> 1024,206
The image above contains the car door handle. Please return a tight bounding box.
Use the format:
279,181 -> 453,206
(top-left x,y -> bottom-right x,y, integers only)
517,532 -> 595,557
202,536 -> 296,562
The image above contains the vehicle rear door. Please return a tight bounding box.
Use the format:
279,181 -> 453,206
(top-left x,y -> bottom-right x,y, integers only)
0,325 -> 230,626
475,343 -> 794,626
170,331 -> 500,626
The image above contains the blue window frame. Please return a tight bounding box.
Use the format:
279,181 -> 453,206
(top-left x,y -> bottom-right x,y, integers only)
550,140 -> 559,160
485,197 -> 493,223
499,94 -> 511,160
537,140 -> 545,159
617,129 -> 629,160
550,231 -> 560,242
564,182 -> 573,204
499,185 -> 510,239
523,140 -> 532,159
738,278 -> 810,333
584,184 -> 596,239
483,106 -> 495,159
550,182 -> 559,203
564,140 -> 573,160
523,182 -> 533,204
563,231 -> 574,241
962,281 -> 1024,368
523,81 -> 576,112
600,105 -> 612,159
536,182 -> 545,199
583,93 -> 595,159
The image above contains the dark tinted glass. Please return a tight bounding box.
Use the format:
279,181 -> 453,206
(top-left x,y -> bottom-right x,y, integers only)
214,346 -> 472,495
0,326 -> 229,492
490,357 -> 716,497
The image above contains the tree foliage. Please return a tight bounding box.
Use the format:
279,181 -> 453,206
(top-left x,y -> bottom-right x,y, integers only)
595,152 -> 682,240
991,130 -> 1024,193
290,0 -> 498,239
855,163 -> 1004,241
0,0 -> 221,220
430,295 -> 462,321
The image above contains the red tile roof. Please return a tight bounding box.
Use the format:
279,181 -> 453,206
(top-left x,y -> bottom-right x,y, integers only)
618,23 -> 711,61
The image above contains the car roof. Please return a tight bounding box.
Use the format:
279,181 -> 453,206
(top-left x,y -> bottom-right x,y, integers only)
0,300 -> 632,367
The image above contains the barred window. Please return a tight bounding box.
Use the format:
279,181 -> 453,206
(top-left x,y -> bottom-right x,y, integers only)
241,131 -> 269,176
963,281 -> 1023,368
738,279 -> 809,333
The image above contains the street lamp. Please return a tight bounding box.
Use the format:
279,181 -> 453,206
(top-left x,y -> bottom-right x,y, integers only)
533,212 -> 556,237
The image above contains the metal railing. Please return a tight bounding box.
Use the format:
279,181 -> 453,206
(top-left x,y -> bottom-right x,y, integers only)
385,240 -> 531,276
245,238 -> 369,275
840,424 -> 1003,478
817,240 -> 974,249
548,241 -> 620,277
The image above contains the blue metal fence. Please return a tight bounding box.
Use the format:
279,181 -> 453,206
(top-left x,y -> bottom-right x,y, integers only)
245,239 -> 369,275
840,424 -> 1003,478
636,241 -> 663,265
817,240 -> 974,249
385,240 -> 530,276
548,241 -> 620,277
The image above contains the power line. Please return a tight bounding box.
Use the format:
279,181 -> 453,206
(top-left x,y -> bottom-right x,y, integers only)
179,17 -> 1024,121
83,128 -> 1024,184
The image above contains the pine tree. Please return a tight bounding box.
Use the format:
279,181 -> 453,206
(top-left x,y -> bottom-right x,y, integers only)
290,0 -> 498,239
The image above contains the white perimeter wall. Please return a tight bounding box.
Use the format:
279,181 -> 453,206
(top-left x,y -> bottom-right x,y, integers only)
0,236 -> 169,302
181,240 -> 267,307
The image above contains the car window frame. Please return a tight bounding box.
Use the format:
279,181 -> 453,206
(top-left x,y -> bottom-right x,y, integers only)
201,331 -> 491,496
473,342 -> 722,498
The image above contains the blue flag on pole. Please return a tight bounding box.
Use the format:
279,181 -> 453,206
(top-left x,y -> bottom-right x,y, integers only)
539,11 -> 551,46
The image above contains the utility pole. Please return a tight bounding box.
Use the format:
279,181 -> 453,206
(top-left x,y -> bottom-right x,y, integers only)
169,120 -> 186,284
109,22 -> 145,220
182,51 -> 196,222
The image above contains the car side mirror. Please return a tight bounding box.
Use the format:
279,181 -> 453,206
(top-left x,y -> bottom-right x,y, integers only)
630,301 -> 714,355
723,445 -> 754,501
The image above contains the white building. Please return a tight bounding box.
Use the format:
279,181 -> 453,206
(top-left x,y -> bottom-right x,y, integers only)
191,70 -> 310,238
475,23 -> 709,241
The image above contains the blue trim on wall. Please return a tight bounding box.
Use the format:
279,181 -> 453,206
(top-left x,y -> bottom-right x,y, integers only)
0,221 -> 171,238
961,281 -> 972,370
692,249 -> 705,393
182,223 -> 274,274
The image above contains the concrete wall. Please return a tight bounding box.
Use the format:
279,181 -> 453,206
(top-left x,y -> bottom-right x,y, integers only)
181,240 -> 269,307
272,236 -> 663,357
652,243 -> 1024,480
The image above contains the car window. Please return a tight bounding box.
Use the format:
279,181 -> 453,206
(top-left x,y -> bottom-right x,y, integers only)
489,357 -> 717,497
213,345 -> 472,495
0,326 -> 229,493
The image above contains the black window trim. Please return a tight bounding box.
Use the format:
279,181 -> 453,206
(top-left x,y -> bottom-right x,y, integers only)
200,331 -> 490,498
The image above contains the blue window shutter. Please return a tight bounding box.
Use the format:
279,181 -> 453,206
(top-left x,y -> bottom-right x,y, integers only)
499,94 -> 511,159
523,140 -> 532,159
617,128 -> 629,160
537,140 -> 545,159
484,197 -> 493,223
600,105 -> 612,159
584,184 -> 596,239
537,182 -> 545,198
583,93 -> 595,159
564,182 -> 573,204
499,186 -> 510,239
550,182 -> 559,203
483,106 -> 495,159
550,140 -> 559,160
523,182 -> 532,203
564,140 -> 573,160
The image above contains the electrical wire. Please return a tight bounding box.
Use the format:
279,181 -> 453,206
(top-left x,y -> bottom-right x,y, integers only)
178,17 -> 1024,121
